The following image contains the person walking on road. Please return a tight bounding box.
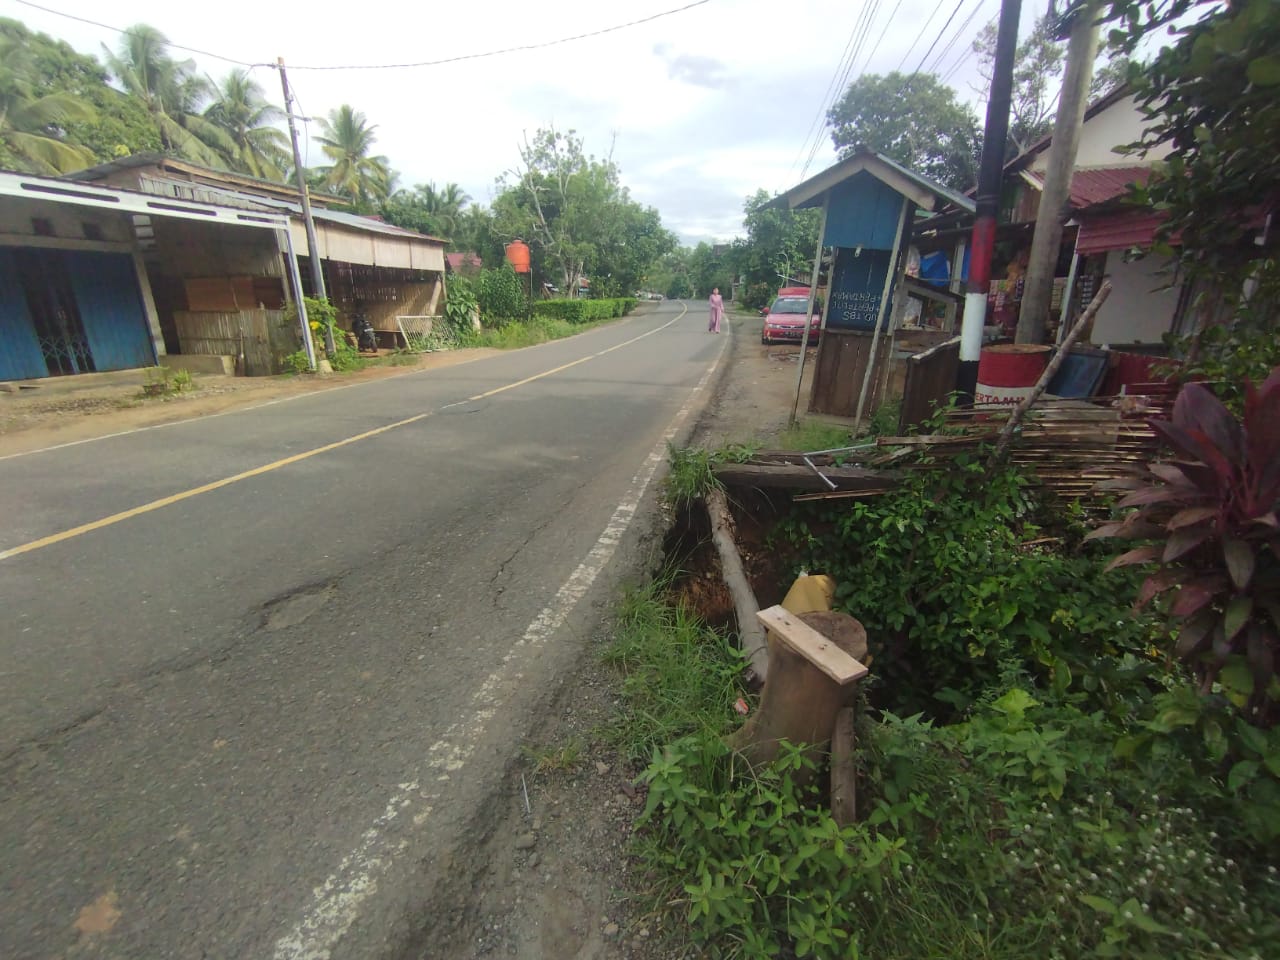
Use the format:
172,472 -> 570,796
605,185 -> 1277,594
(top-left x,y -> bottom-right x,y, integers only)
707,287 -> 725,333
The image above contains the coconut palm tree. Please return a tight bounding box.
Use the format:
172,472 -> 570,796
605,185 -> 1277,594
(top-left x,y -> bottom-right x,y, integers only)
0,37 -> 95,173
314,105 -> 392,206
102,25 -> 233,167
204,70 -> 288,180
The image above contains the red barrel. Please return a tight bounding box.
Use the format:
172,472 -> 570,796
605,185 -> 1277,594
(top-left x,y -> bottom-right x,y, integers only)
976,344 -> 1051,405
504,241 -> 531,274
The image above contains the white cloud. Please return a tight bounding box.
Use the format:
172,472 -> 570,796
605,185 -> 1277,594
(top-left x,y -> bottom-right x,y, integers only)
10,0 -> 1010,246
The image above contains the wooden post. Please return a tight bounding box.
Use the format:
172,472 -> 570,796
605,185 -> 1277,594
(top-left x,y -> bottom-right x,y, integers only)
706,487 -> 770,681
830,707 -> 858,826
727,607 -> 868,772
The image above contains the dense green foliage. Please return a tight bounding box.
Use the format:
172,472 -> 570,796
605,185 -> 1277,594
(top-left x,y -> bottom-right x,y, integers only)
531,297 -> 637,323
1090,373 -> 1280,722
616,439 -> 1280,958
782,458 -> 1155,717
826,72 -> 982,191
475,264 -> 527,321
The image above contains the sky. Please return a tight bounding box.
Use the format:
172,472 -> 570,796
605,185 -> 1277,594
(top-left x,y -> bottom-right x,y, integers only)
4,0 -> 1015,246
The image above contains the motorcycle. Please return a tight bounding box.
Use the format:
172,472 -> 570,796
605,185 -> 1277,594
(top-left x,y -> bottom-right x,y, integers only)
351,314 -> 378,353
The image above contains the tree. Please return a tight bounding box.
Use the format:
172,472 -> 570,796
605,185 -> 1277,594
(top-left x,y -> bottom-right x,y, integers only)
974,15 -> 1135,160
313,105 -> 392,208
204,70 -> 287,180
687,242 -> 733,298
0,18 -> 160,165
493,127 -> 664,295
102,24 -> 231,167
730,189 -> 821,309
827,72 -> 981,190
0,33 -> 95,173
974,17 -> 1067,157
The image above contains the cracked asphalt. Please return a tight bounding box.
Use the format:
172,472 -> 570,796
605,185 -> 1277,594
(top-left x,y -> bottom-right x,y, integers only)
0,300 -> 724,960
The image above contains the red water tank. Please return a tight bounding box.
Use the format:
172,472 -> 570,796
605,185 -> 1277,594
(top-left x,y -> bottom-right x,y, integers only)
505,241 -> 531,274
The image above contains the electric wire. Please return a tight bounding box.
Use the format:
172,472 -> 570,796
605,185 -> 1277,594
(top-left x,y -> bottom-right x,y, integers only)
926,0 -> 988,75
801,0 -> 882,176
894,0 -> 948,73
789,8 -> 869,176
912,0 -> 968,75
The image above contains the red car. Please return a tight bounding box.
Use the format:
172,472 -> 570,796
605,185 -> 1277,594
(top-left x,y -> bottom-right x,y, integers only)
761,295 -> 821,345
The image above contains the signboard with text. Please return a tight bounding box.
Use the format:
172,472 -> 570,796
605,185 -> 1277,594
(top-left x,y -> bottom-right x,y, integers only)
825,246 -> 893,331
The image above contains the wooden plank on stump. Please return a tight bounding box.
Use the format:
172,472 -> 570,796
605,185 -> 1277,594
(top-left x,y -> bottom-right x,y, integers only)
756,605 -> 869,685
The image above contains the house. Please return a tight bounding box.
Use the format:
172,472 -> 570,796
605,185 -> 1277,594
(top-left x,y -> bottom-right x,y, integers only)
0,169 -> 301,381
66,154 -> 447,367
445,252 -> 482,275
916,87 -> 1190,350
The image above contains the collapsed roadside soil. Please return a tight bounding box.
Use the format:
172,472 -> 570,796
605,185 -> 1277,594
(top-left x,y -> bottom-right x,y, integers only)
419,311 -> 818,960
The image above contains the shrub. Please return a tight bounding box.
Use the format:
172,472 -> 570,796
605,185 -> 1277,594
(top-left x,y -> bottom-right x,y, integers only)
1090,369 -> 1280,719
444,276 -> 479,336
475,264 -> 526,320
780,456 -> 1158,717
532,297 -> 637,323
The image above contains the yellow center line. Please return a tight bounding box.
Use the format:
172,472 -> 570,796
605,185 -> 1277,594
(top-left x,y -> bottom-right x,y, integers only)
0,303 -> 689,563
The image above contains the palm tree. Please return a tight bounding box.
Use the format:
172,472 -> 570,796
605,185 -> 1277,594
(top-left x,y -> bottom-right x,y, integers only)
204,70 -> 287,180
394,181 -> 470,237
102,25 -> 232,167
0,37 -> 95,173
314,105 -> 392,206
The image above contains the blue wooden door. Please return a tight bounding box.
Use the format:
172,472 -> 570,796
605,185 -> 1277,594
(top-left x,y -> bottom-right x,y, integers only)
0,248 -> 48,380
66,251 -> 155,371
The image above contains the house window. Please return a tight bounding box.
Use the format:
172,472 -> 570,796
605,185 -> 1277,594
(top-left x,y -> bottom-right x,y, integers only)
32,217 -> 54,237
82,222 -> 105,242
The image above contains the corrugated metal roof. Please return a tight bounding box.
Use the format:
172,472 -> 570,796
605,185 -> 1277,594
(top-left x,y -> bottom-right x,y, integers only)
1075,209 -> 1166,255
1068,166 -> 1151,207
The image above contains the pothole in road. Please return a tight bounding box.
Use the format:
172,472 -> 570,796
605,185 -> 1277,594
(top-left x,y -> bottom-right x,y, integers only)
261,583 -> 337,632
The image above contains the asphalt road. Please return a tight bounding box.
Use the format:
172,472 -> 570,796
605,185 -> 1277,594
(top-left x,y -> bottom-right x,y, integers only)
0,299 -> 724,960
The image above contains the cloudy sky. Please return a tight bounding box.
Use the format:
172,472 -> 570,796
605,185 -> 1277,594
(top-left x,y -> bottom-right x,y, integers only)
5,0 -> 1010,245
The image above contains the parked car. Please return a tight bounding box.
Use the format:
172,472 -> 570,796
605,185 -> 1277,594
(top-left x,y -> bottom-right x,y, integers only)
761,295 -> 821,345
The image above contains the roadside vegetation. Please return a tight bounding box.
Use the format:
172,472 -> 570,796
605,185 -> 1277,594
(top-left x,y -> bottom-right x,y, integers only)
612,412 -> 1280,958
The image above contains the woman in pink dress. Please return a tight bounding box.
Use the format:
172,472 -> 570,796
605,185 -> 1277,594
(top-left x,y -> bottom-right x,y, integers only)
707,288 -> 725,333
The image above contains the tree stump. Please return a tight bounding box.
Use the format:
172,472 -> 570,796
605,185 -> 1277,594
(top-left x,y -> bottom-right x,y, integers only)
727,607 -> 868,773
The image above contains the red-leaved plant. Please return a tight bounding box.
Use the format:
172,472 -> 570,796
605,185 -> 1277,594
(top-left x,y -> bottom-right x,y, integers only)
1089,368 -> 1280,716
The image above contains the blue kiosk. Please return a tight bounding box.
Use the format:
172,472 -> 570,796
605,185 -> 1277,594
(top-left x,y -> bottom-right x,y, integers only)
775,150 -> 974,424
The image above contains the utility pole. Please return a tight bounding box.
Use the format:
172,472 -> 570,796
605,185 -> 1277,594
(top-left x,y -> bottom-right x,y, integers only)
277,57 -> 334,356
1016,3 -> 1100,343
958,0 -> 1022,400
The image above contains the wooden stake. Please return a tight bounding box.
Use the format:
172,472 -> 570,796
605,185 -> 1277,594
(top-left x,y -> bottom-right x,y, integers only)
989,280 -> 1112,466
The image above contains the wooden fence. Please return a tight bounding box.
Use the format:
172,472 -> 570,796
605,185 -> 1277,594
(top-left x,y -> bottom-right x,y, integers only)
898,336 -> 961,432
173,308 -> 291,376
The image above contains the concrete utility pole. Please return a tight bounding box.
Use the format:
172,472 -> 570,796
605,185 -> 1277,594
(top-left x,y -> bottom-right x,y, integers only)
958,0 -> 1022,400
1016,3 -> 1101,344
277,57 -> 334,356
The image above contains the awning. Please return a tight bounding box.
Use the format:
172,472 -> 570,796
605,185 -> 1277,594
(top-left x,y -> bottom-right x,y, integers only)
1075,209 -> 1167,255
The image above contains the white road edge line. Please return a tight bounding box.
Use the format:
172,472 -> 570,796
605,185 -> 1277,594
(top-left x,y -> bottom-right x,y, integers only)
271,313 -> 721,960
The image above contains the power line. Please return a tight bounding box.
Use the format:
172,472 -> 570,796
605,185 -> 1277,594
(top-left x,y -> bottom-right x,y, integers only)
10,0 -> 713,73
789,3 -> 873,175
894,0 -> 947,73
854,0 -> 907,79
285,0 -> 714,70
803,0 -> 881,174
912,0 -> 968,75
11,0 -> 261,66
927,0 -> 987,75
941,13 -> 997,84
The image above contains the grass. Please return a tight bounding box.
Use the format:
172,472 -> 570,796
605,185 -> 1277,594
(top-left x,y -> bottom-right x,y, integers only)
458,316 -> 607,350
602,577 -> 746,763
773,418 -> 854,452
521,737 -> 584,773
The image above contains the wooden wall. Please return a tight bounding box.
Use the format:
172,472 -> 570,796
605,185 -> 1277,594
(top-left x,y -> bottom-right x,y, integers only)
174,308 -> 290,376
809,330 -> 892,417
